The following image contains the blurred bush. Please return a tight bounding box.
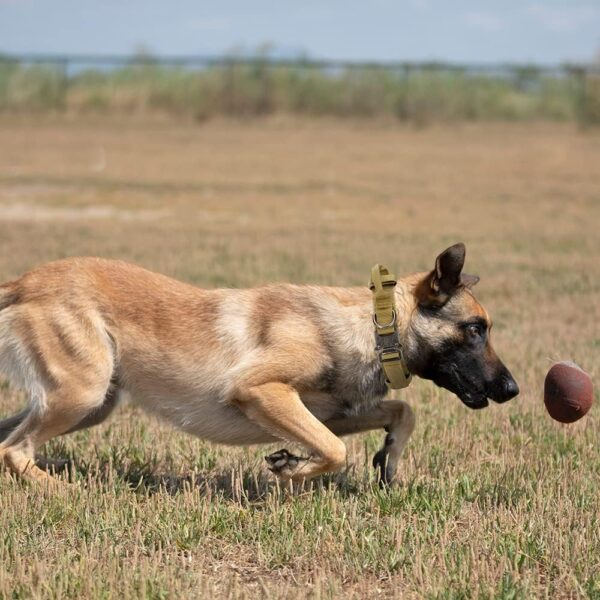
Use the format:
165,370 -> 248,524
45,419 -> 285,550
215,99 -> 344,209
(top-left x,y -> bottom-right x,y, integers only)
0,55 -> 598,124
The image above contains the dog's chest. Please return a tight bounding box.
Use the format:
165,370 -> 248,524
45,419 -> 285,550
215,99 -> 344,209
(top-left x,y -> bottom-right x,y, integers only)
319,354 -> 389,416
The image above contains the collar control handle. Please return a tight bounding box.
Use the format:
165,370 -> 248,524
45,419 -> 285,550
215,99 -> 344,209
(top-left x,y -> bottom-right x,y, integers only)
369,264 -> 412,390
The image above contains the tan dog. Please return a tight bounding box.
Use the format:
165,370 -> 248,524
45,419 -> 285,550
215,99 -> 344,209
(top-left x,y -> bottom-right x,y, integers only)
0,243 -> 518,485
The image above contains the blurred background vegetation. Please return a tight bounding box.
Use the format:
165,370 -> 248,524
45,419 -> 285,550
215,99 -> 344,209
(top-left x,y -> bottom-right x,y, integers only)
1,51 -> 599,125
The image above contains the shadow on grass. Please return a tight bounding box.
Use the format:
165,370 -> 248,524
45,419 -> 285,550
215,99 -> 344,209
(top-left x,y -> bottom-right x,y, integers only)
34,455 -> 365,502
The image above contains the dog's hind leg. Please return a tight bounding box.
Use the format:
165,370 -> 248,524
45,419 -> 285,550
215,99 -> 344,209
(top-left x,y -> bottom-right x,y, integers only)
0,372 -> 113,484
0,321 -> 115,485
63,384 -> 121,435
325,399 -> 415,486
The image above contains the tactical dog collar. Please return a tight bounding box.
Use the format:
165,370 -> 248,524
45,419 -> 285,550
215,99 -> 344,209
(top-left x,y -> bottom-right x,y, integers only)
369,264 -> 412,389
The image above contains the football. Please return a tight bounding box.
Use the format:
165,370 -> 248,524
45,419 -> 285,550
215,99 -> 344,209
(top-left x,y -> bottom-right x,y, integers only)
544,361 -> 593,423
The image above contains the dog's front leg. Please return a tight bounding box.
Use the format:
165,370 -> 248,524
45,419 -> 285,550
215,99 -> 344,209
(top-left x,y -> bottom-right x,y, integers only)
233,382 -> 347,482
325,400 -> 415,486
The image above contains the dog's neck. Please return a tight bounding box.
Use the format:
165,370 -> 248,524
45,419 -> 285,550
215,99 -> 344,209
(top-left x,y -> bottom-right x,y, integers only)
393,276 -> 420,334
393,274 -> 426,374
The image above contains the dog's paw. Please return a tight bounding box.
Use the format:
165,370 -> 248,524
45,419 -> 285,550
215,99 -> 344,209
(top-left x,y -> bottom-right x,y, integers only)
264,448 -> 308,480
372,449 -> 392,487
372,434 -> 395,487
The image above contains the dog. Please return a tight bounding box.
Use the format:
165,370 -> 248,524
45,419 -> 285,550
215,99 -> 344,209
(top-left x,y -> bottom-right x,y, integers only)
0,243 -> 518,486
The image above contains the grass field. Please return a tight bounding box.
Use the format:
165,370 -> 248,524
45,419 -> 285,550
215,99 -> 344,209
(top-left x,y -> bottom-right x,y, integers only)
0,116 -> 599,599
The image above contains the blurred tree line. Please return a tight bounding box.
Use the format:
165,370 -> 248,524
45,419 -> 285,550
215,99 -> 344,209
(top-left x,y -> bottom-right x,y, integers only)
0,50 -> 598,125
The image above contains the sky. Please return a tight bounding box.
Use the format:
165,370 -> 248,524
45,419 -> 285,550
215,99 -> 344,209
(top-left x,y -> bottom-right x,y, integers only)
1,0 -> 599,65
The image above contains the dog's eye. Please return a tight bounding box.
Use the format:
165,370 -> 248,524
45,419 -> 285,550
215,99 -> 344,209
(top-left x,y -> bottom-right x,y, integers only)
466,324 -> 483,338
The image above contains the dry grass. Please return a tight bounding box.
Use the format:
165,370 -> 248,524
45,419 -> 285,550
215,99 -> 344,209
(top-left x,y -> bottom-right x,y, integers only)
0,116 -> 599,599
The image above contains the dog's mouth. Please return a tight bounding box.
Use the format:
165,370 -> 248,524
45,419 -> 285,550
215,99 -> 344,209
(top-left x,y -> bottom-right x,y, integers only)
426,364 -> 494,410
457,390 -> 489,410
446,367 -> 489,410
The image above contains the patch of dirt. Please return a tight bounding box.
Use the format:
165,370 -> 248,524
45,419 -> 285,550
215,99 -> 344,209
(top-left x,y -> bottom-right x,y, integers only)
0,201 -> 168,222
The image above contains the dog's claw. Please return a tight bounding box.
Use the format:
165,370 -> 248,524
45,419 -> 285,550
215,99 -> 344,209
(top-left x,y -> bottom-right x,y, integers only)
265,448 -> 307,478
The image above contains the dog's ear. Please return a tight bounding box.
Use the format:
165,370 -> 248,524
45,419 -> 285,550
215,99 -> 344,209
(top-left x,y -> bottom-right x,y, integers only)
415,243 -> 467,307
461,273 -> 479,288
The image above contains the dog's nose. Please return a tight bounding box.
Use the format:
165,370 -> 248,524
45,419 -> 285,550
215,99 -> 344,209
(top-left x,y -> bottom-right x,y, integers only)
503,377 -> 519,400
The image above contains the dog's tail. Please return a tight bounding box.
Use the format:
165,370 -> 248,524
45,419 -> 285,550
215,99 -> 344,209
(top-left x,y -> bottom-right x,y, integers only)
0,283 -> 33,444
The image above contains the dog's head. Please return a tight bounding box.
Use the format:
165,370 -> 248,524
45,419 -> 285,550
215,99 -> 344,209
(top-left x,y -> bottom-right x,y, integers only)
406,243 -> 519,409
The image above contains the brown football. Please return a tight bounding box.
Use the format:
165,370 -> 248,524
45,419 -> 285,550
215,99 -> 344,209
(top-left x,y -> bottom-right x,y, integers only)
544,361 -> 593,423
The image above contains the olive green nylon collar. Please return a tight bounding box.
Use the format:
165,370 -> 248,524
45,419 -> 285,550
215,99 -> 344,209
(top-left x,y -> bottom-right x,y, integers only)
369,264 -> 412,389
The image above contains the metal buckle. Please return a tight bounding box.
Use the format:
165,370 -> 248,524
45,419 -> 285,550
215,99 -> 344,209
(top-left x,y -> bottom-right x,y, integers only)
372,309 -> 396,329
375,331 -> 402,361
379,349 -> 401,363
377,338 -> 410,380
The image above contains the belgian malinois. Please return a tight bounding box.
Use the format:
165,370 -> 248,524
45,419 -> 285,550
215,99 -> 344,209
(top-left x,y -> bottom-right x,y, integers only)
0,243 -> 518,486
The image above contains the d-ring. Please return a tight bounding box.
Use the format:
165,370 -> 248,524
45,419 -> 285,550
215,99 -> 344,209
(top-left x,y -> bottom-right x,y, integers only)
373,309 -> 396,329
